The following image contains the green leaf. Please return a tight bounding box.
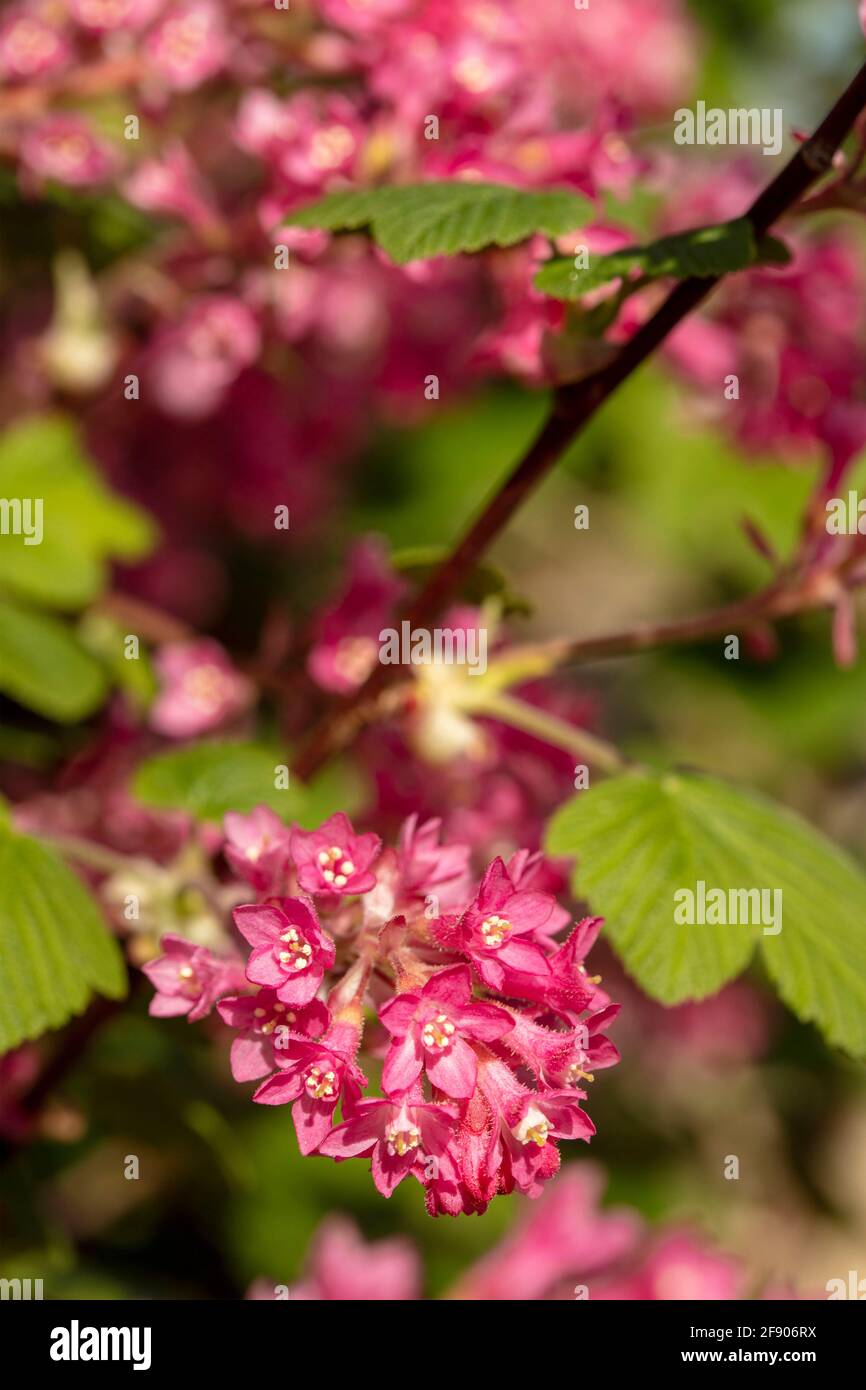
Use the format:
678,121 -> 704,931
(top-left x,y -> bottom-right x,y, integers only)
296,759 -> 367,830
534,219 -> 791,300
0,829 -> 127,1052
0,598 -> 108,721
545,769 -> 866,1056
285,182 -> 593,265
0,415 -> 156,610
132,742 -> 306,823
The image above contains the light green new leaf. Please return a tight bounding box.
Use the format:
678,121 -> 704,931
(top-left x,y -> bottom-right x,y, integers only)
132,742 -> 307,823
545,770 -> 866,1056
534,219 -> 791,300
285,182 -> 593,264
0,415 -> 155,610
0,830 -> 127,1053
0,599 -> 108,721
132,741 -> 366,828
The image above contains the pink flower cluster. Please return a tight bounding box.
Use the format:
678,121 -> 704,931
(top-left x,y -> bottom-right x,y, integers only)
144,806 -> 620,1214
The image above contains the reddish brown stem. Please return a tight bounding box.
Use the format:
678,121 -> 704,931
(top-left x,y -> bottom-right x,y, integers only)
291,58 -> 866,781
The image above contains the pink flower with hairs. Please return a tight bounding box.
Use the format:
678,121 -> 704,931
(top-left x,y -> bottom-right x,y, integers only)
223,806 -> 292,896
380,965 -> 513,1099
433,857 -> 556,993
320,1094 -> 457,1197
217,989 -> 330,1083
253,1031 -> 368,1154
234,898 -> 335,1006
290,812 -> 381,896
143,935 -> 242,1022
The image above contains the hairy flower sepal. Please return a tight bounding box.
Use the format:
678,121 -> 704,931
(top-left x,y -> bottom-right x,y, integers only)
234,897 -> 335,1005
320,1096 -> 457,1198
379,964 -> 513,1099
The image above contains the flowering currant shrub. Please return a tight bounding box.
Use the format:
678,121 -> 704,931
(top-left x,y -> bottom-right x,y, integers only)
143,807 -> 619,1212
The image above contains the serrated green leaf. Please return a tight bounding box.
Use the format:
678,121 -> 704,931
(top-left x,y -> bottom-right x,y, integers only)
534,219 -> 791,300
545,769 -> 866,1056
0,598 -> 108,721
285,182 -> 593,264
0,830 -> 127,1053
0,415 -> 156,610
132,742 -> 306,823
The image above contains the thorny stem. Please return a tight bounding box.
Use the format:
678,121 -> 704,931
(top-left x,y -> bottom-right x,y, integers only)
291,56 -> 866,782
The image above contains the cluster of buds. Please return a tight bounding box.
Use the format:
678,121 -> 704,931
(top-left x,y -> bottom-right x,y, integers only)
144,806 -> 619,1215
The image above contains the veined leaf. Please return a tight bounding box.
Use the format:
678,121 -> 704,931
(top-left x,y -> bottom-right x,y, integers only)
534,219 -> 791,300
0,829 -> 127,1053
285,182 -> 593,264
545,769 -> 866,1057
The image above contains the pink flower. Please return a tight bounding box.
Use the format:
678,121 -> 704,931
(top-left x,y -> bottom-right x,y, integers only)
70,0 -> 161,31
20,116 -> 116,189
223,806 -> 292,896
234,898 -> 336,1007
453,1166 -> 641,1300
290,812 -> 381,896
148,296 -> 261,421
447,1054 -> 594,1205
542,916 -> 609,1016
144,1 -> 228,91
149,638 -> 253,738
287,1215 -> 421,1301
0,11 -> 70,81
124,142 -> 222,238
307,539 -> 404,695
594,1232 -> 744,1301
234,89 -> 363,192
379,965 -> 513,1099
252,1025 -> 367,1153
434,857 -> 556,993
395,814 -> 472,909
217,988 -> 330,1083
317,0 -> 414,38
320,1096 -> 456,1197
143,934 -> 241,1022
